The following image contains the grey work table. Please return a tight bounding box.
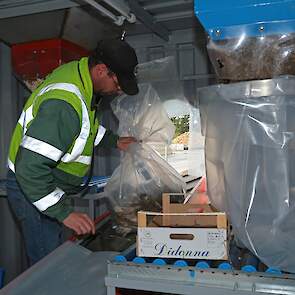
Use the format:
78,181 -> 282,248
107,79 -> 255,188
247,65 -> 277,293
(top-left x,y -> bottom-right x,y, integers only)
1,242 -> 117,295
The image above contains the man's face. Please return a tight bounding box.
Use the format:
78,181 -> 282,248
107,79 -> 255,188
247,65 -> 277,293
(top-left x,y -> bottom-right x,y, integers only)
90,64 -> 122,96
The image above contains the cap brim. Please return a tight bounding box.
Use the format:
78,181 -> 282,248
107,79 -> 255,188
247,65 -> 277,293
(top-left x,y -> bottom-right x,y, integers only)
117,74 -> 139,95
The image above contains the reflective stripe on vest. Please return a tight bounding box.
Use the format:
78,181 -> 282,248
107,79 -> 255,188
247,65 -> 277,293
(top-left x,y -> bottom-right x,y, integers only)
17,83 -> 91,165
95,125 -> 106,146
18,105 -> 33,135
74,155 -> 91,165
21,135 -> 63,162
33,187 -> 65,211
8,159 -> 15,173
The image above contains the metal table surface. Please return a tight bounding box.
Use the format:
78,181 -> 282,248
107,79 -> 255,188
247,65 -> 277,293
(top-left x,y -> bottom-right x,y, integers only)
1,241 -> 118,295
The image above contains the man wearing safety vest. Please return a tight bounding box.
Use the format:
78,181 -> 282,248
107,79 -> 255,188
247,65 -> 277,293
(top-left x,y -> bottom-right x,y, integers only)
6,39 -> 139,265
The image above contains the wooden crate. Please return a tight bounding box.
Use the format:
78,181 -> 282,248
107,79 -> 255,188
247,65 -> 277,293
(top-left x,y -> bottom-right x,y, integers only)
161,193 -> 227,228
137,193 -> 228,260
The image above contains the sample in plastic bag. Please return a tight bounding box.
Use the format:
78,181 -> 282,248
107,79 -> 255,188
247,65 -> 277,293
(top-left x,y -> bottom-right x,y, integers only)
198,76 -> 295,272
105,84 -> 186,232
207,31 -> 295,81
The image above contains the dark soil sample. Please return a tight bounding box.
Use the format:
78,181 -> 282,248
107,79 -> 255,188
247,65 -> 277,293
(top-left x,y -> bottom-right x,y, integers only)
207,33 -> 295,81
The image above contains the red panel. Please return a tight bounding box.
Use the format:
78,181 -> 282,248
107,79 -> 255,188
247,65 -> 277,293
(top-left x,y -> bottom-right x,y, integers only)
11,38 -> 90,80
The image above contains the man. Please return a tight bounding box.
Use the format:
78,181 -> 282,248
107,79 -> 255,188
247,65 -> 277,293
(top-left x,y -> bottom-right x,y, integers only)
6,38 -> 138,265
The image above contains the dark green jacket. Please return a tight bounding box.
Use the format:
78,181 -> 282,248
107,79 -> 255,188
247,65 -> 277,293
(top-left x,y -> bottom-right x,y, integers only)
11,59 -> 118,221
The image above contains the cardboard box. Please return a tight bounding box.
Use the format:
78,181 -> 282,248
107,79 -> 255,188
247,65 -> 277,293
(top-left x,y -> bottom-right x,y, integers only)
137,193 -> 228,260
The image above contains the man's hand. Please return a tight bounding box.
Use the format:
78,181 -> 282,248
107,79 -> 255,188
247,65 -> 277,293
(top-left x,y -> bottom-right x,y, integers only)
117,136 -> 137,151
63,212 -> 95,235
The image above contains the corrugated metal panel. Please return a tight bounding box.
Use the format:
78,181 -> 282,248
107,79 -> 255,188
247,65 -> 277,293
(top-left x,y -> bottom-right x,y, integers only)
0,43 -> 26,178
0,43 -> 13,179
0,0 -> 78,19
62,6 -> 121,51
0,10 -> 65,45
138,0 -> 193,21
0,42 -> 29,284
178,43 -> 195,77
147,46 -> 165,60
0,197 -> 28,284
0,5 -> 118,49
127,28 -> 216,106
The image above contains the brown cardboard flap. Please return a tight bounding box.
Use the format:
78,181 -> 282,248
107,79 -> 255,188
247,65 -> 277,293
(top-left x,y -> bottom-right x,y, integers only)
160,193 -> 227,228
162,193 -> 216,214
166,203 -> 214,213
162,214 -> 223,228
140,211 -> 227,229
149,215 -> 162,227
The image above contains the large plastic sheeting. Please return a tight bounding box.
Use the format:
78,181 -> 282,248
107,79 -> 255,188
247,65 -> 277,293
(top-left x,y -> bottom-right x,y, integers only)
188,107 -> 205,178
105,84 -> 186,231
136,56 -> 186,103
207,31 -> 295,81
198,76 -> 295,272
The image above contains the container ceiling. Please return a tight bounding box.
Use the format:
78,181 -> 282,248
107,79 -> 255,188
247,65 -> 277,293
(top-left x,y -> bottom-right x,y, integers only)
0,0 -> 202,49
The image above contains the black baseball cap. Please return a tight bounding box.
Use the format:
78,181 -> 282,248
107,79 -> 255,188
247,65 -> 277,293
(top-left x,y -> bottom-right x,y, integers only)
95,39 -> 139,95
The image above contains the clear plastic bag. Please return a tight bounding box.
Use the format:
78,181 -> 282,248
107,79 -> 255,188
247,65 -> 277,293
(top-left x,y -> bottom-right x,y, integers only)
188,107 -> 205,178
207,31 -> 295,81
198,76 -> 295,272
136,56 -> 186,102
105,84 -> 186,231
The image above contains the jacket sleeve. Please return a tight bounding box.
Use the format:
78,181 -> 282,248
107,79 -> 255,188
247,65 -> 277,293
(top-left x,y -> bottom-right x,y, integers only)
15,99 -> 80,222
96,129 -> 119,149
94,109 -> 119,149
